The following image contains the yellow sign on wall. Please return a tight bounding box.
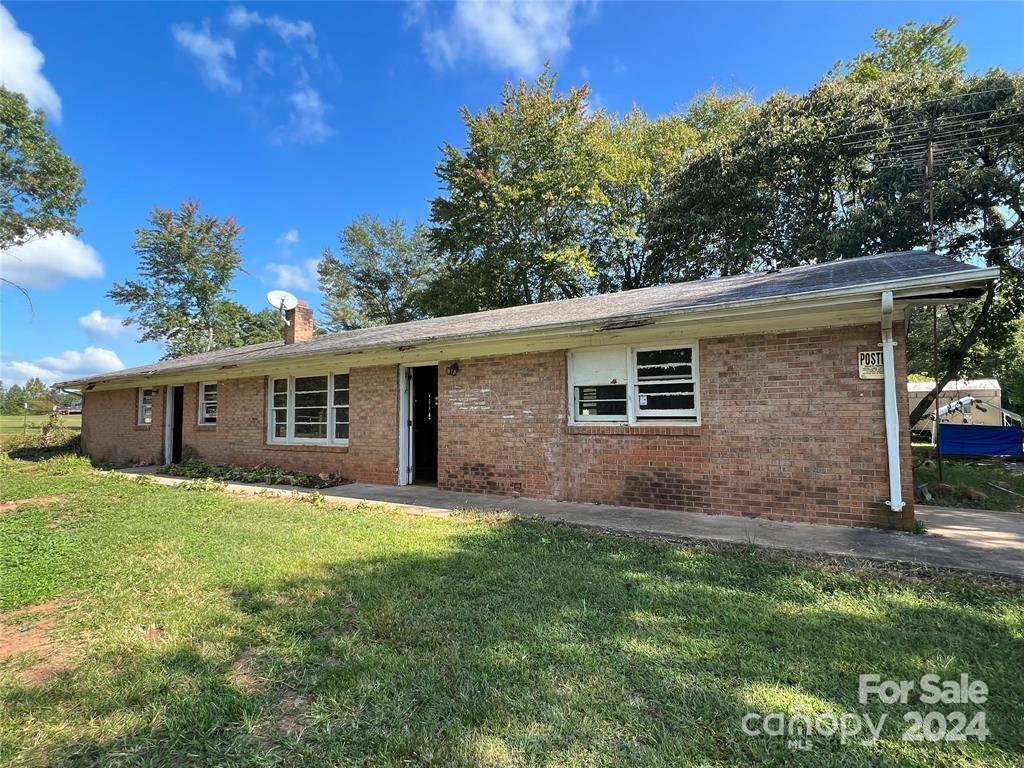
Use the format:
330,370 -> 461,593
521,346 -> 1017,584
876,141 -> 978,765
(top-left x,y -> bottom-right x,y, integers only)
858,350 -> 885,379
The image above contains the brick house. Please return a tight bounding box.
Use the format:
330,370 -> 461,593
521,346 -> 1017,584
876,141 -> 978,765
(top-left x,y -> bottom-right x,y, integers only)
59,252 -> 997,530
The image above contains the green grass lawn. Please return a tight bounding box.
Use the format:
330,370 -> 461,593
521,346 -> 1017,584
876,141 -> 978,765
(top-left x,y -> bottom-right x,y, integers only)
0,413 -> 81,436
1,454 -> 1022,767
912,446 -> 1024,512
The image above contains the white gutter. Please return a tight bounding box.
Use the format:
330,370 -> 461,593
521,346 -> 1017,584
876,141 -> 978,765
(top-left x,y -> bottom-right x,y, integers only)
880,291 -> 904,513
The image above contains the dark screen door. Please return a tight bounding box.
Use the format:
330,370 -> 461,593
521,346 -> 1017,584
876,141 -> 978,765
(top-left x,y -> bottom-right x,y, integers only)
171,386 -> 184,464
411,366 -> 438,483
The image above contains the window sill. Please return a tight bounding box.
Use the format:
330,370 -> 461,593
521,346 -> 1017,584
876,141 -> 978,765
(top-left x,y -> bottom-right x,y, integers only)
134,425 -> 152,431
566,423 -> 702,437
195,424 -> 217,431
265,443 -> 350,454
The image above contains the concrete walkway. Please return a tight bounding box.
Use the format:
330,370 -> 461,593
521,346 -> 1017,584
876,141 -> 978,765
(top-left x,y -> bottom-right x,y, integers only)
120,469 -> 1023,579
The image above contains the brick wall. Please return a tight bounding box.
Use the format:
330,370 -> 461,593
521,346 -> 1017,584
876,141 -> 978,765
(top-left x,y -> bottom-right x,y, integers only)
437,323 -> 915,530
82,323 -> 915,529
83,366 -> 399,484
82,386 -> 165,465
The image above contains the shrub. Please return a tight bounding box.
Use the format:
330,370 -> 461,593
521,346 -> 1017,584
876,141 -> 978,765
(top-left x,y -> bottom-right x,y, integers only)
161,458 -> 348,489
2,431 -> 82,461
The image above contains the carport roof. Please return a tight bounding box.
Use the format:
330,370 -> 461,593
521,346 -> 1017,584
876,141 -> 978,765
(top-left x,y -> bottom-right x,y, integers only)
59,250 -> 995,388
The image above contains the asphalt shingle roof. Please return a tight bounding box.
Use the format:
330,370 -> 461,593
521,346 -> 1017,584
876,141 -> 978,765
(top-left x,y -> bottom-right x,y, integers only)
61,250 -> 989,387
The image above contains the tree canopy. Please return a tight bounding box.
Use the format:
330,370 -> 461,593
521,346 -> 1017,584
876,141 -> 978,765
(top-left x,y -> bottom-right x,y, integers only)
317,216 -> 434,330
0,87 -> 85,252
109,201 -> 281,358
426,68 -> 603,314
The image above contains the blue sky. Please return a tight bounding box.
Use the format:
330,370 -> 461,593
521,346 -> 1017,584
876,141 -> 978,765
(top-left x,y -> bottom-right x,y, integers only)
1,1 -> 1022,386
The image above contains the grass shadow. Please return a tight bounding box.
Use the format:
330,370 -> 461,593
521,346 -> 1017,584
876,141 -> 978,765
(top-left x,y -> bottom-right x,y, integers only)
3,513 -> 1020,767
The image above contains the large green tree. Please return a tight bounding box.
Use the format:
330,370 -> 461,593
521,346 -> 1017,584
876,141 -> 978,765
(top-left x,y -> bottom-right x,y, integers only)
0,87 -> 84,251
0,87 -> 85,299
426,68 -> 603,315
648,21 -> 1022,427
587,92 -> 753,293
317,215 -> 434,330
587,110 -> 698,292
839,17 -> 967,83
215,301 -> 283,347
109,201 -> 252,358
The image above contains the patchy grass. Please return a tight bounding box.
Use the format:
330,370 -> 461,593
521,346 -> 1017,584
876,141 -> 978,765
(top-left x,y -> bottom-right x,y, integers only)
1,454 -> 1022,767
913,447 -> 1024,512
0,413 -> 81,436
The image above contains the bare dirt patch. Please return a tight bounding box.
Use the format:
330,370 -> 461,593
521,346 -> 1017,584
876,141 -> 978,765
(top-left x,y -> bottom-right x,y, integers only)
230,648 -> 265,694
0,495 -> 65,513
0,600 -> 73,685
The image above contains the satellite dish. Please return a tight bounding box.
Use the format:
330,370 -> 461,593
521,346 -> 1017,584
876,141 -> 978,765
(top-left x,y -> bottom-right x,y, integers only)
266,289 -> 299,312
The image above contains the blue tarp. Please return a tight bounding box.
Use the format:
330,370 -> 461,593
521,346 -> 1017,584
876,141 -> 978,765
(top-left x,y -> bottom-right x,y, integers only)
938,424 -> 1024,458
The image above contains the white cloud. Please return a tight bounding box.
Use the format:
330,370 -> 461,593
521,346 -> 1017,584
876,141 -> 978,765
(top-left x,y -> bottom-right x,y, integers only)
273,76 -> 332,144
276,228 -> 300,246
419,0 -> 579,75
226,5 -> 316,54
78,309 -> 131,341
0,4 -> 61,121
256,47 -> 274,74
1,346 -> 124,386
0,232 -> 103,289
263,259 -> 319,293
172,22 -> 241,93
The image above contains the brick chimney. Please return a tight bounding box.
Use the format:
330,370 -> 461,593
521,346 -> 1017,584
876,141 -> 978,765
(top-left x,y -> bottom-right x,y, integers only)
284,300 -> 314,344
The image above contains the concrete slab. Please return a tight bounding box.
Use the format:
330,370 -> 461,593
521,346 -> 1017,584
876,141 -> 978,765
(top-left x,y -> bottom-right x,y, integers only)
114,469 -> 1023,579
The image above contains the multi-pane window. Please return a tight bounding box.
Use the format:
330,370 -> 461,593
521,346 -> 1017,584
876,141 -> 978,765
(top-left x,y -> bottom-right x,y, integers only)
333,374 -> 349,440
271,378 -> 289,439
569,347 -> 629,422
198,382 -> 218,425
294,375 -> 328,439
632,347 -> 697,421
268,373 -> 350,445
568,344 -> 699,424
137,387 -> 154,425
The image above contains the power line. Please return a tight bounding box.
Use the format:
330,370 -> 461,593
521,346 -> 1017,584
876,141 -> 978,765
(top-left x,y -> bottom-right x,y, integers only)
837,110 -> 1024,149
823,84 -> 1017,140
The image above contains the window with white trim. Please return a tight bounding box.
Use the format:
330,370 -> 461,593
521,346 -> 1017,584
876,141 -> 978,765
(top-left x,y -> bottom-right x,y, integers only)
568,344 -> 699,424
568,348 -> 628,422
632,346 -> 697,421
268,373 -> 350,445
137,387 -> 154,425
198,382 -> 218,425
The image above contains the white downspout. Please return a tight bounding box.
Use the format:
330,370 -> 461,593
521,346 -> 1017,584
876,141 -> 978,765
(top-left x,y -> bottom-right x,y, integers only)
880,291 -> 904,513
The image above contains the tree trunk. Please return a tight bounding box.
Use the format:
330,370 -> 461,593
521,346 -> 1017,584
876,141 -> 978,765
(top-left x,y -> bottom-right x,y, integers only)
907,282 -> 996,427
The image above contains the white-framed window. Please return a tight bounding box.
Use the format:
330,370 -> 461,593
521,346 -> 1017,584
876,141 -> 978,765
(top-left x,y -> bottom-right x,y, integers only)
268,373 -> 350,445
567,343 -> 700,425
137,387 -> 155,425
632,345 -> 698,421
567,348 -> 628,422
198,382 -> 218,425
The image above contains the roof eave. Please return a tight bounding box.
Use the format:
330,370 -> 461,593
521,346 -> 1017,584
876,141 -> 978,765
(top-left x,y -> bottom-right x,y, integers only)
57,264 -> 999,390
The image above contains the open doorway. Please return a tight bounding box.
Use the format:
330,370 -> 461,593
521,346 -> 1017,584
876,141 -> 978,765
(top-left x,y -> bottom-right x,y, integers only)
164,385 -> 184,464
399,365 -> 438,485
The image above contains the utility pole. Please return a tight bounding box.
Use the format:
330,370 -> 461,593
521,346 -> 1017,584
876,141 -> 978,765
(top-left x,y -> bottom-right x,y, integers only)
926,138 -> 936,251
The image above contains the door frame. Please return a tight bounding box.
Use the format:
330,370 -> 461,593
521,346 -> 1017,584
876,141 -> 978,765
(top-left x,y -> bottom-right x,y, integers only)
163,385 -> 184,464
398,362 -> 438,486
163,386 -> 175,464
